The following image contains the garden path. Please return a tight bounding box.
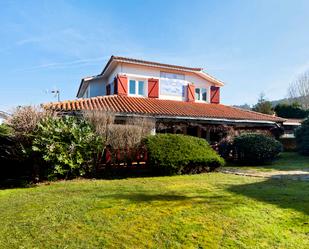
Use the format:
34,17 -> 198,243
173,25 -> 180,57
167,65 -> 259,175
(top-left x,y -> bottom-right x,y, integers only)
220,168 -> 309,181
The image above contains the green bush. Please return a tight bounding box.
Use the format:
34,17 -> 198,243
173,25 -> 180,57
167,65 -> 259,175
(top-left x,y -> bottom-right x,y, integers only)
274,102 -> 308,119
0,124 -> 12,137
295,118 -> 309,156
143,134 -> 225,175
33,116 -> 104,179
233,133 -> 282,164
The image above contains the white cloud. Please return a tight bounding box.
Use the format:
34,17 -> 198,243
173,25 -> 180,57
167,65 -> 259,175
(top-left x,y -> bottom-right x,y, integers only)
12,56 -> 109,72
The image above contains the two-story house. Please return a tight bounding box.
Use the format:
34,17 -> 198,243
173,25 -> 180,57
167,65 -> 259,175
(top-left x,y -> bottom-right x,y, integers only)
76,56 -> 223,103
45,56 -> 285,142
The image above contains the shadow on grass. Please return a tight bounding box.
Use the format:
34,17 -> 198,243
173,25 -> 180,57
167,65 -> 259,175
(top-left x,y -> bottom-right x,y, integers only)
0,178 -> 34,190
225,152 -> 309,172
99,192 -> 244,210
228,177 -> 309,215
103,193 -> 190,202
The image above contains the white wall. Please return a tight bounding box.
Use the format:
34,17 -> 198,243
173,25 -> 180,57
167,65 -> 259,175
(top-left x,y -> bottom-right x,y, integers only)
79,62 -> 215,102
118,63 -> 213,102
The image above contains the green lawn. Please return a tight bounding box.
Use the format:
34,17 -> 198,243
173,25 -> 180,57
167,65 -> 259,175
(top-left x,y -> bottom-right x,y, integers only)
225,152 -> 309,172
0,173 -> 308,248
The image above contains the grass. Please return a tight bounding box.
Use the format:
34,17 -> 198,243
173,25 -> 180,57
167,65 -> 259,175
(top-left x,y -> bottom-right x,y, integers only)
225,152 -> 309,172
0,173 -> 308,248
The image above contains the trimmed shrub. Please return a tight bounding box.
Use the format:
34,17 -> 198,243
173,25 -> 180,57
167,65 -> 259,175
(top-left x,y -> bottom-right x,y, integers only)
233,133 -> 282,164
295,118 -> 309,155
144,134 -> 225,175
32,116 -> 104,179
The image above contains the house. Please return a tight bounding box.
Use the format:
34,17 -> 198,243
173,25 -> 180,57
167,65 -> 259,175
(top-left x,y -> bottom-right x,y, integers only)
45,56 -> 285,143
281,118 -> 303,138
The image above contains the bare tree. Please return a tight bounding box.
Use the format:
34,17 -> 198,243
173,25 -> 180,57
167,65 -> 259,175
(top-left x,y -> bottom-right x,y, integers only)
83,110 -> 115,140
288,71 -> 309,109
83,111 -> 155,149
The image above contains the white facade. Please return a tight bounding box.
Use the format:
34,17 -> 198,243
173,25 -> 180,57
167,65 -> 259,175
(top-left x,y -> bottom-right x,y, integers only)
78,60 -> 221,103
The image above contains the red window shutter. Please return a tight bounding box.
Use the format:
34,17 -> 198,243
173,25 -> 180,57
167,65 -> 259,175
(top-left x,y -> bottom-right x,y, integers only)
187,84 -> 195,102
148,78 -> 159,98
210,86 -> 220,104
106,84 -> 111,95
116,75 -> 128,96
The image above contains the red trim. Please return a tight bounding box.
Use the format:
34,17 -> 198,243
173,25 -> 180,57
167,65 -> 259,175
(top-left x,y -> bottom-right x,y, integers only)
116,75 -> 128,96
187,84 -> 195,102
148,78 -> 159,98
210,86 -> 220,104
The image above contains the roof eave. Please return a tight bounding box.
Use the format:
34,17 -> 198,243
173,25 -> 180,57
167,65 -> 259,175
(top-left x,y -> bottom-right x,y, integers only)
196,71 -> 224,86
76,76 -> 94,98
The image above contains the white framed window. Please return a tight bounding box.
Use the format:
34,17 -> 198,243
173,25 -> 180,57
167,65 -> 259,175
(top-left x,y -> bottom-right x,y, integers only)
195,87 -> 207,102
129,79 -> 146,96
195,88 -> 200,100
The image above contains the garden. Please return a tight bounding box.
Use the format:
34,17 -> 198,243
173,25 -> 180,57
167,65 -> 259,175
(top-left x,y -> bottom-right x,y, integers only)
0,106 -> 308,248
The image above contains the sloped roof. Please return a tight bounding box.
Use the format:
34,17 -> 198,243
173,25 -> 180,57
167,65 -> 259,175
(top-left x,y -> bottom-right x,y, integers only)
283,118 -> 305,125
101,56 -> 224,86
102,56 -> 203,74
44,95 -> 285,123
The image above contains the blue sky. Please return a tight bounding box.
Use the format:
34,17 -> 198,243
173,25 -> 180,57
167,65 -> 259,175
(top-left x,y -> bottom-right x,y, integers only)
1,0 -> 309,111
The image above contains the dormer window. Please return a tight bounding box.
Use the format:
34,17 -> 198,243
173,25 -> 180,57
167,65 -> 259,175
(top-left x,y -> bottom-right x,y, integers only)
129,79 -> 145,96
195,87 -> 207,102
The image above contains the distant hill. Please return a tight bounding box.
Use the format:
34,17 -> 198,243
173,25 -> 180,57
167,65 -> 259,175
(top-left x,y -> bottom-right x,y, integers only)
270,98 -> 292,107
232,104 -> 252,110
234,97 -> 303,111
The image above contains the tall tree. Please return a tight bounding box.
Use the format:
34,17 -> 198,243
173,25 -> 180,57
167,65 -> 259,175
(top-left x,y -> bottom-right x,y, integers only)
274,102 -> 308,119
288,71 -> 309,109
252,93 -> 274,115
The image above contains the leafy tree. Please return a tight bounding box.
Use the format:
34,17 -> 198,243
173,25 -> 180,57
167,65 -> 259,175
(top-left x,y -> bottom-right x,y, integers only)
252,93 -> 274,115
274,102 -> 308,119
33,116 -> 104,179
295,118 -> 309,156
0,124 -> 12,137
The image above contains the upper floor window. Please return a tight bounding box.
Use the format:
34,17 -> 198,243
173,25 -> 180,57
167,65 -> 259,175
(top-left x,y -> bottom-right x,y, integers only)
195,87 -> 207,102
129,79 -> 145,96
195,88 -> 200,100
160,72 -> 185,80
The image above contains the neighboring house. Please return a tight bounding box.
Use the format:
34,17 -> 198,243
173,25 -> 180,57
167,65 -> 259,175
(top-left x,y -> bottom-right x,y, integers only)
281,118 -> 303,138
45,56 -> 285,143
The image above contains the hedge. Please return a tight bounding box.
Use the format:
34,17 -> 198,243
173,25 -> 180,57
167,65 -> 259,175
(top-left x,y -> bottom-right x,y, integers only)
233,133 -> 282,164
143,134 -> 225,175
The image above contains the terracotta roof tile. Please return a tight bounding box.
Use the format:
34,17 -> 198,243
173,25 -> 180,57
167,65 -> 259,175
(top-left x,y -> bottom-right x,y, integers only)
44,95 -> 285,123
